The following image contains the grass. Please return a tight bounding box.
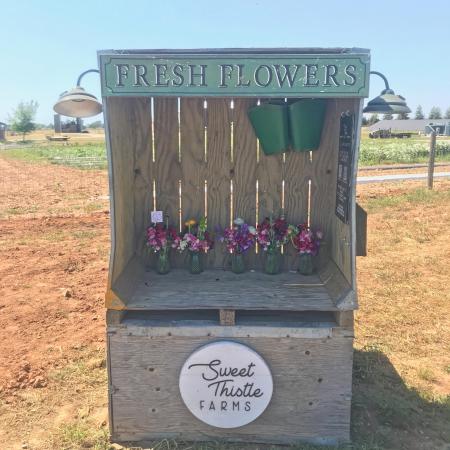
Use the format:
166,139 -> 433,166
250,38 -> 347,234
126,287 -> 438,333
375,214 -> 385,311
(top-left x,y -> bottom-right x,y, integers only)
359,138 -> 450,165
1,143 -> 107,169
2,138 -> 450,170
363,186 -> 450,212
51,422 -> 110,450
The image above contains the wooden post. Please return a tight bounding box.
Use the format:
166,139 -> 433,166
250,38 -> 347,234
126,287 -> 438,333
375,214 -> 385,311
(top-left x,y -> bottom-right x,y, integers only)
428,130 -> 437,190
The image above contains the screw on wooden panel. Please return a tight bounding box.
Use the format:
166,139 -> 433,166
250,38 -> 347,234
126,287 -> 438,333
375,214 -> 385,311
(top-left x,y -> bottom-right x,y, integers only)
151,408 -> 156,412
134,168 -> 141,175
308,401 -> 313,406
326,169 -> 331,174
286,334 -> 290,338
148,367 -> 155,372
155,387 -> 160,391
168,332 -> 172,336
305,350 -> 310,355
318,378 -> 323,383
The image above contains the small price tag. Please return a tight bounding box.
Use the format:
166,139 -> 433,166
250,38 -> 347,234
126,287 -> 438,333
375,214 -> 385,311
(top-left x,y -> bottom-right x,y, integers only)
151,210 -> 164,223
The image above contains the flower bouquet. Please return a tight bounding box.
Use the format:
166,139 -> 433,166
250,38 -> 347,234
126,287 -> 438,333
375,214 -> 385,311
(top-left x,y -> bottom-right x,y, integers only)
256,216 -> 290,274
220,218 -> 257,274
146,218 -> 180,274
289,223 -> 323,275
177,218 -> 213,274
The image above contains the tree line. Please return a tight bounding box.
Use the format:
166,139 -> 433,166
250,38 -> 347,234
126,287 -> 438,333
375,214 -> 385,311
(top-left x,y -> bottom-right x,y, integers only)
363,105 -> 450,125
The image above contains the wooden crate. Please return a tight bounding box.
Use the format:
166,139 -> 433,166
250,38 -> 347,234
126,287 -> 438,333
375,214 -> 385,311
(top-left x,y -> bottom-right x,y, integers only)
99,48 -> 370,445
105,95 -> 362,312
107,312 -> 354,445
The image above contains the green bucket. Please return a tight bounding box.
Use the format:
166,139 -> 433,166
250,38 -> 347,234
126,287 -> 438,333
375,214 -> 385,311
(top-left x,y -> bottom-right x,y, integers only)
288,99 -> 327,151
248,101 -> 289,155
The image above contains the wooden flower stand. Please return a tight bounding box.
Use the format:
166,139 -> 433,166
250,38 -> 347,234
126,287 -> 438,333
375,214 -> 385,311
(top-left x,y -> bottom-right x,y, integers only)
101,48 -> 370,445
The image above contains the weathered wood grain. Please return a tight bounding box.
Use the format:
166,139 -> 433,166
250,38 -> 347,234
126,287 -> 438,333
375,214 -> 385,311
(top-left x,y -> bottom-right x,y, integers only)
154,97 -> 181,228
206,98 -> 232,268
110,260 -> 344,311
283,151 -> 311,271
154,97 -> 183,268
256,141 -> 283,221
180,98 -> 206,223
108,326 -> 353,445
106,97 -> 152,285
310,99 -> 357,285
233,98 -> 258,269
219,309 -> 236,326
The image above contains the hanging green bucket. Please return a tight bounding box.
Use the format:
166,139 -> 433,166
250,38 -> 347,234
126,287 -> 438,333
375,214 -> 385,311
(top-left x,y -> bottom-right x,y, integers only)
288,99 -> 327,152
248,102 -> 289,155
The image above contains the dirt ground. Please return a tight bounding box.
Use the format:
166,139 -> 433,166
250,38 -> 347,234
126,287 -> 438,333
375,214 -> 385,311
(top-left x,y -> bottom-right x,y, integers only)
0,156 -> 449,449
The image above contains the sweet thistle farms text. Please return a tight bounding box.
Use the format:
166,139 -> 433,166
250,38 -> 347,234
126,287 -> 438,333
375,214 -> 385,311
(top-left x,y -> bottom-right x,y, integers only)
188,359 -> 264,412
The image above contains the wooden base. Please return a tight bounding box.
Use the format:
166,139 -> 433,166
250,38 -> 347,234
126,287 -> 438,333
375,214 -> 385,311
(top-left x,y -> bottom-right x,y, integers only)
107,316 -> 353,445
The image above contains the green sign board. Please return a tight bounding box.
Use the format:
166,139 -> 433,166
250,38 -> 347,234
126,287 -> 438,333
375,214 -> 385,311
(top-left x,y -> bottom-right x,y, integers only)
99,50 -> 370,98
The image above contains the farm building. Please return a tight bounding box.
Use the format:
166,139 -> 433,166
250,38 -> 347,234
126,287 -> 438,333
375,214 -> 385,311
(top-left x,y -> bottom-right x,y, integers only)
367,119 -> 450,135
0,122 -> 6,141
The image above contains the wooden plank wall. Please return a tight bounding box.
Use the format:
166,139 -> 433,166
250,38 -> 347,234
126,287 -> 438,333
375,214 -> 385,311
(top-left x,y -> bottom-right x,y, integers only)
310,98 -> 360,283
107,97 -> 152,284
109,328 -> 353,444
108,96 -> 357,279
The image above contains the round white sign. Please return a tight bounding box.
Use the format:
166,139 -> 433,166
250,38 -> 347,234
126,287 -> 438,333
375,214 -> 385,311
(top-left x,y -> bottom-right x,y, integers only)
179,341 -> 273,428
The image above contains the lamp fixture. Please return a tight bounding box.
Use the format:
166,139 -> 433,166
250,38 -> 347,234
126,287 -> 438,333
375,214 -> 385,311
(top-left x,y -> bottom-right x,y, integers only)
363,71 -> 411,114
53,69 -> 102,118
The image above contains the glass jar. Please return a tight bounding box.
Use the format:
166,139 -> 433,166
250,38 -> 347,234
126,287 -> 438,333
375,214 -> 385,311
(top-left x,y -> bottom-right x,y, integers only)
156,247 -> 170,275
188,251 -> 203,274
298,253 -> 314,275
231,253 -> 245,274
264,247 -> 281,275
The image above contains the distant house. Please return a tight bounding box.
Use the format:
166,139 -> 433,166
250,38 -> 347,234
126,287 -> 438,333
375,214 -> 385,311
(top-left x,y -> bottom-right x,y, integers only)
0,122 -> 6,141
367,119 -> 450,136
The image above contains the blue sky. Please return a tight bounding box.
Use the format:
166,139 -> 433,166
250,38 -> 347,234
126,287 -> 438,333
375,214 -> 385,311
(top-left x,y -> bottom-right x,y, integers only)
1,0 -> 450,124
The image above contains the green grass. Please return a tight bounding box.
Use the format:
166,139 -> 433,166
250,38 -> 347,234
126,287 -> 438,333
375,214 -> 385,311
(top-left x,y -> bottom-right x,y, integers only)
363,186 -> 450,212
359,138 -> 450,165
2,138 -> 450,170
1,143 -> 107,169
51,422 -> 110,450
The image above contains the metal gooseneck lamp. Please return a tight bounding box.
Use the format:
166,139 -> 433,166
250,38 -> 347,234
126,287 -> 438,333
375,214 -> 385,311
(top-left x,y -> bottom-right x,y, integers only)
363,71 -> 411,114
53,69 -> 103,118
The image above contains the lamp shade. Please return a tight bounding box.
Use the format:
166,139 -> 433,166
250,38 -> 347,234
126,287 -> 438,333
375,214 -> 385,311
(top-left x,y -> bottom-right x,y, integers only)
53,87 -> 102,118
363,88 -> 411,114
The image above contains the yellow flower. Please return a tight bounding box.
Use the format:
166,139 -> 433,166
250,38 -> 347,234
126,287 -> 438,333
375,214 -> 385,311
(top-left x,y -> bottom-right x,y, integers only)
185,219 -> 197,227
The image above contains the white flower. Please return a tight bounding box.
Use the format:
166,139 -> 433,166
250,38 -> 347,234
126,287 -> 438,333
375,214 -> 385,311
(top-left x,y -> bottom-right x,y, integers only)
248,226 -> 256,234
233,217 -> 244,226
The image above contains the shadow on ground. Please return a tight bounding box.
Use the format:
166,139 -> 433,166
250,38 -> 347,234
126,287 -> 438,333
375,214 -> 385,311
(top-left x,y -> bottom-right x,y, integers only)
351,348 -> 450,450
113,349 -> 450,450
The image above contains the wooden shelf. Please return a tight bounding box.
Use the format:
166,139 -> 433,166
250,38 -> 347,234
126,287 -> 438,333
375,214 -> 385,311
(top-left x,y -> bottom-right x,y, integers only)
110,258 -> 353,311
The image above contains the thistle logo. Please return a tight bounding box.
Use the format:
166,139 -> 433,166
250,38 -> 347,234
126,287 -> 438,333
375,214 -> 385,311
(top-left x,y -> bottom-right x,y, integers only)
179,341 -> 273,428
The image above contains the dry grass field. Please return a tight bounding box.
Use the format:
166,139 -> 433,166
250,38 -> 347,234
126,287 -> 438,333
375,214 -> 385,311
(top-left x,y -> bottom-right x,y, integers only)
0,151 -> 449,449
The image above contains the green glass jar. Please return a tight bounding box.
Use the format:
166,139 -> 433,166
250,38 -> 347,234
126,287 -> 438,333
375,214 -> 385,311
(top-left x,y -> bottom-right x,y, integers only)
231,253 -> 245,274
156,247 -> 170,275
188,251 -> 203,274
264,247 -> 281,275
298,253 -> 314,275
